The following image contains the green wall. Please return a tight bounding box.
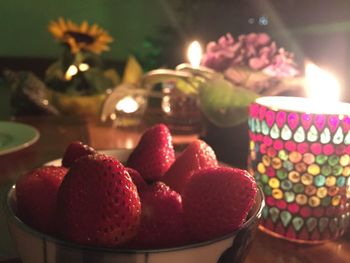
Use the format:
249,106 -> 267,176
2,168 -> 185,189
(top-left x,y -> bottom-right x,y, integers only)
0,0 -> 176,60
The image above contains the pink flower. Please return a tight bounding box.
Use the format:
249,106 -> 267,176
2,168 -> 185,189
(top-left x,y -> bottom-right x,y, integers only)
201,32 -> 298,77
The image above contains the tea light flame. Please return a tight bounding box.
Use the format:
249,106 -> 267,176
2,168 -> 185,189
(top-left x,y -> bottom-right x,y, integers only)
65,63 -> 90,80
187,41 -> 202,68
306,62 -> 340,102
115,96 -> 139,113
65,65 -> 78,80
79,63 -> 90,72
305,62 -> 341,112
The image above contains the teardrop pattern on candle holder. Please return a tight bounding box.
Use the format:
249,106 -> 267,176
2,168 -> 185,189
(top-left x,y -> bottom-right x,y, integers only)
288,112 -> 299,130
318,217 -> 329,232
306,217 -> 318,232
281,124 -> 292,140
302,113 -> 313,130
276,111 -> 287,128
328,115 -> 340,133
344,131 -> 350,145
269,207 -> 280,223
315,115 -> 326,131
333,127 -> 344,145
259,106 -> 267,120
262,120 -> 269,135
255,119 -> 261,133
250,103 -> 259,118
262,206 -> 269,219
248,118 -> 253,130
280,211 -> 292,227
320,127 -> 331,144
270,123 -> 280,139
266,110 -> 275,128
292,217 -> 304,231
294,126 -> 306,143
307,125 -> 318,142
342,116 -> 350,133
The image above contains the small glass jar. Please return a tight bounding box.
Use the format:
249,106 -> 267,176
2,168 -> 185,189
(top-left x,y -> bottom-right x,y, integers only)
161,82 -> 203,135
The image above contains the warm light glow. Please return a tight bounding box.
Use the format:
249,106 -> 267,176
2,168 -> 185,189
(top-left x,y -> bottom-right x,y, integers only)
115,96 -> 139,113
79,63 -> 90,72
187,41 -> 202,68
305,62 -> 340,102
65,65 -> 78,80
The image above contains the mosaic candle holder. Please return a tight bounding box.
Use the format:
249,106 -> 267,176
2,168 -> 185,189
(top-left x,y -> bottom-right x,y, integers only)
248,96 -> 350,243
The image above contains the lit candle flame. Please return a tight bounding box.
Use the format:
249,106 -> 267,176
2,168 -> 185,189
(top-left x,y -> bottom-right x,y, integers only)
187,41 -> 202,68
65,65 -> 78,80
115,96 -> 139,113
306,62 -> 340,102
79,63 -> 90,72
304,62 -> 341,113
65,63 -> 90,80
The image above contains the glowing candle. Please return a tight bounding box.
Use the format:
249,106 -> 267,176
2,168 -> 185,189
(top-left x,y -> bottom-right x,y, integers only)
115,96 -> 139,114
187,41 -> 202,68
79,63 -> 90,72
175,40 -> 215,77
305,62 -> 341,114
248,64 -> 350,243
65,65 -> 78,81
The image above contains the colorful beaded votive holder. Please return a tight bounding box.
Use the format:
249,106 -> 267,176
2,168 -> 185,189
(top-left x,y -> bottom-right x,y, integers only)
248,96 -> 350,243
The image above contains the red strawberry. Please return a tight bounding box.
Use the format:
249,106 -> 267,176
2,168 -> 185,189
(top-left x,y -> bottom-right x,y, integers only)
57,154 -> 141,247
129,182 -> 187,248
62,141 -> 96,168
16,166 -> 68,234
127,124 -> 175,182
126,167 -> 147,192
183,167 -> 257,242
162,139 -> 218,195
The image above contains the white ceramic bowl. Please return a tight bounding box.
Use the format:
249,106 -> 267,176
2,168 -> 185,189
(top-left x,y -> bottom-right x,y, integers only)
5,149 -> 264,263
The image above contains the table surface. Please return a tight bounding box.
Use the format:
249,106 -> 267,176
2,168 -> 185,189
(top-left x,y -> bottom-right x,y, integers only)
1,116 -> 350,263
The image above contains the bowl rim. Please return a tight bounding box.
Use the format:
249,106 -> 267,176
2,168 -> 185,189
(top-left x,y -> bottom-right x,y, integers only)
5,185 -> 264,254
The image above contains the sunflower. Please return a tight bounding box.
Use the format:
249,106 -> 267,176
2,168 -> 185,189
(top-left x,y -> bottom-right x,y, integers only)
48,17 -> 113,54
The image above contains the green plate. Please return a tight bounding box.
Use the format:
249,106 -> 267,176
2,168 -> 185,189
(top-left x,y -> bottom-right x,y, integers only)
0,121 -> 40,156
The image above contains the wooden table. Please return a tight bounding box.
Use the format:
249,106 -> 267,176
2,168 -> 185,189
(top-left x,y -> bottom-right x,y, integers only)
0,116 -> 350,263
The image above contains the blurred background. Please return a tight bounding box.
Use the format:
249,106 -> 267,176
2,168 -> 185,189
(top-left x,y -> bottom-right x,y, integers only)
1,0 -> 350,115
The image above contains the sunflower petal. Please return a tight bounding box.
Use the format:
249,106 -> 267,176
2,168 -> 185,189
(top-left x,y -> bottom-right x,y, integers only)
58,17 -> 68,31
49,25 -> 64,38
89,24 -> 99,35
99,34 -> 113,42
80,20 -> 89,33
67,19 -> 78,31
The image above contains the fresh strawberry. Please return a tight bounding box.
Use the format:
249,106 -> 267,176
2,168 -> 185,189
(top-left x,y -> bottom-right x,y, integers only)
127,124 -> 175,182
16,166 -> 68,234
162,139 -> 218,195
57,154 -> 141,247
183,167 -> 257,242
128,182 -> 187,248
126,167 -> 147,192
62,141 -> 96,168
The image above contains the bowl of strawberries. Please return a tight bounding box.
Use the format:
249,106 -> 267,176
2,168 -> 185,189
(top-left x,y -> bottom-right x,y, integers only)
5,124 -> 264,263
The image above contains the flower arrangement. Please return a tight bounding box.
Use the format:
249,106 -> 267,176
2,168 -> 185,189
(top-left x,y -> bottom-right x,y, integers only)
46,18 -> 118,96
5,18 -> 146,117
201,32 -> 300,95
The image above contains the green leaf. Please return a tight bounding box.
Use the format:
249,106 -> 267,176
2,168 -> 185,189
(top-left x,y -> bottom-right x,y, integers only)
198,77 -> 259,127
